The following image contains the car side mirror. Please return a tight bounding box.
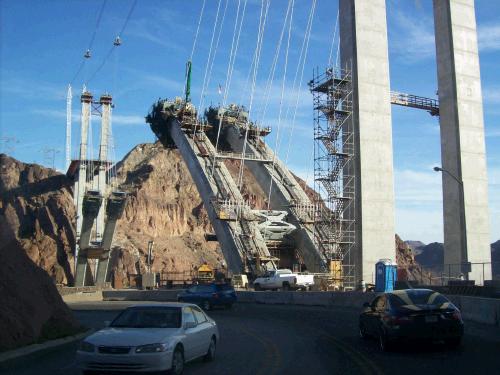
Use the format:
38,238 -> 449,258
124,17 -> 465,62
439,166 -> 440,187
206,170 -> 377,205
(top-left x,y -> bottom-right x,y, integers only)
362,302 -> 370,309
104,320 -> 111,327
184,321 -> 197,330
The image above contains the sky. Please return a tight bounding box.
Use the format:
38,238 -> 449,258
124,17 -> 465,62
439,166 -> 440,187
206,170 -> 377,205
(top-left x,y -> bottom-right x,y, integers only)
1,0 -> 499,245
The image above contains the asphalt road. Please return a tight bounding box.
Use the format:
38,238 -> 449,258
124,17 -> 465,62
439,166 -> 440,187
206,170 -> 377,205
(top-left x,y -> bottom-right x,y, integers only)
4,301 -> 500,375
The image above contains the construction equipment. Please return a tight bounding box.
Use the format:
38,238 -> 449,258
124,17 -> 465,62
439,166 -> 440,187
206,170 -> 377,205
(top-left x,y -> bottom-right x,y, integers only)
195,263 -> 215,284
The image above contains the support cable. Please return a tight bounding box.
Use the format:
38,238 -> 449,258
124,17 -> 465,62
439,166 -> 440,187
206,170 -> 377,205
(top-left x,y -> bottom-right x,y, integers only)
86,0 -> 137,84
238,0 -> 269,107
190,0 -> 206,61
327,10 -> 339,69
265,0 -> 294,210
70,0 -> 108,85
211,0 -> 248,177
257,1 -> 292,127
197,0 -> 223,117
236,0 -> 270,189
184,0 -> 207,101
284,0 -> 316,166
200,0 -> 229,112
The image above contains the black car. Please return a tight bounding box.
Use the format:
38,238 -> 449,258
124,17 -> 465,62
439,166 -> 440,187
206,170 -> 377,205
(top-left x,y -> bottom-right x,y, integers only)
359,289 -> 464,351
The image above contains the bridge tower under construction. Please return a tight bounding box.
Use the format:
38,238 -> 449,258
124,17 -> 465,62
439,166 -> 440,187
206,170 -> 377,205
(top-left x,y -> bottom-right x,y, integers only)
67,91 -> 126,286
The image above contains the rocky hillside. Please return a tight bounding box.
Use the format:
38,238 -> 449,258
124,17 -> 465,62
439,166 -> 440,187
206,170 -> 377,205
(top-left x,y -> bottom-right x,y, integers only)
0,154 -> 80,351
1,143 -> 458,288
0,154 -> 76,284
415,242 -> 444,272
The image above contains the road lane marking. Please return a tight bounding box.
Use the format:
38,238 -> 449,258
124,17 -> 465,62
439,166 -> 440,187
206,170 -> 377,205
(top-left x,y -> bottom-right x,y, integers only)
321,333 -> 385,375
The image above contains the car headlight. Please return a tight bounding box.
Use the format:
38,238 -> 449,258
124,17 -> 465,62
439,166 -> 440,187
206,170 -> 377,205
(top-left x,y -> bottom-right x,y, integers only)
79,341 -> 95,353
135,343 -> 170,353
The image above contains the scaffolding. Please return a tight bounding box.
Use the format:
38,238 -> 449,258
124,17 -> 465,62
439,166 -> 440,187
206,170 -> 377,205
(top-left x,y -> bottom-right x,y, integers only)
309,67 -> 356,290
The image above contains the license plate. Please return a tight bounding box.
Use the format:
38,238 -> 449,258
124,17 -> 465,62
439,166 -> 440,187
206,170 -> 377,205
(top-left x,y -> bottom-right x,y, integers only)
425,315 -> 438,323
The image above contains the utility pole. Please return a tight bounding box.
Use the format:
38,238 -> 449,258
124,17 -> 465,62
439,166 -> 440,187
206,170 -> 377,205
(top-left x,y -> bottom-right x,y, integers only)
66,84 -> 72,171
41,147 -> 61,170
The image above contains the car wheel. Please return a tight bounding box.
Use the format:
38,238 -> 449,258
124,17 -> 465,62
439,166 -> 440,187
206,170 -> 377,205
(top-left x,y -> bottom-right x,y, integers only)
202,300 -> 211,311
254,284 -> 261,291
224,303 -> 232,310
378,330 -> 391,352
359,323 -> 368,340
168,347 -> 184,375
204,337 -> 216,362
282,283 -> 290,291
445,337 -> 462,349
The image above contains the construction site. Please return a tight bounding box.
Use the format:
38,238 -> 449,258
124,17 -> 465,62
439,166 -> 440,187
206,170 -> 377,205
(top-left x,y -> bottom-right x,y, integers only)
50,0 -> 492,291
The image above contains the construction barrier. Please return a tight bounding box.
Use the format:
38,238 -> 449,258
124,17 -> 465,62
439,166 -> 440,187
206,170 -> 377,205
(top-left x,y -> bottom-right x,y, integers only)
97,289 -> 499,326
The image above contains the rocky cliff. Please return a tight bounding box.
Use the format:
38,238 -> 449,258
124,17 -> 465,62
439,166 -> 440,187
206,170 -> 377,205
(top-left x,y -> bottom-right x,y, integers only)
0,154 -> 76,285
0,154 -> 80,351
1,144 -> 453,289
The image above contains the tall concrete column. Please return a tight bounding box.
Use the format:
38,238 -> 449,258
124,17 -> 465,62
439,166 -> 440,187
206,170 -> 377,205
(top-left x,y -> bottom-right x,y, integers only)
339,0 -> 396,283
434,0 -> 491,283
96,94 -> 112,241
75,93 -> 92,245
74,91 -> 92,285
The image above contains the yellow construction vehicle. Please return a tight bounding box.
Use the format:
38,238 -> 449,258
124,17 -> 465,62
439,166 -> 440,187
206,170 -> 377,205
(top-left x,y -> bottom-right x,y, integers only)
194,263 -> 214,284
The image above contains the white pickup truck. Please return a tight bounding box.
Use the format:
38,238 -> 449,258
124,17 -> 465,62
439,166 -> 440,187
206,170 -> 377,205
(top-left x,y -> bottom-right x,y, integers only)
253,269 -> 315,291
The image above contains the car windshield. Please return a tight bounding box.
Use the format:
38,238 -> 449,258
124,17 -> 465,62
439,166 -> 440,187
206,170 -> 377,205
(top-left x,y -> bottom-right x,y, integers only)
110,307 -> 182,328
389,290 -> 450,307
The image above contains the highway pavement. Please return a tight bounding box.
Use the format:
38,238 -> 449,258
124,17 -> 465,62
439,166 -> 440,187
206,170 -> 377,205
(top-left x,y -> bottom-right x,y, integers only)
3,301 -> 500,375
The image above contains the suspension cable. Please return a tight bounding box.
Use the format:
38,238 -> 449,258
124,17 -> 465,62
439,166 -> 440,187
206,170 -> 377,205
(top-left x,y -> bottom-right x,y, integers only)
284,0 -> 316,166
257,1 -> 292,127
265,0 -> 294,210
190,0 -> 206,61
86,0 -> 137,85
184,0 -> 206,101
211,0 -> 247,177
70,0 -> 107,85
327,10 -> 339,68
197,0 -> 223,116
201,0 -> 229,111
236,0 -> 270,190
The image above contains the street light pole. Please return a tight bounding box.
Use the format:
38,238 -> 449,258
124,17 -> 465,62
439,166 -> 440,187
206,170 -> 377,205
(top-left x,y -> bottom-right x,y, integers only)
433,166 -> 469,279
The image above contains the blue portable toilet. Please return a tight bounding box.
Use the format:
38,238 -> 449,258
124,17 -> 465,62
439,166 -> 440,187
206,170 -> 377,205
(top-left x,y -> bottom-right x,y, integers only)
375,259 -> 397,292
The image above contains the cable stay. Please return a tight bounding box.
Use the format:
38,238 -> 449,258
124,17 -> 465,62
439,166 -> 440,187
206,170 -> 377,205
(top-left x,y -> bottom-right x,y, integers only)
236,0 -> 271,190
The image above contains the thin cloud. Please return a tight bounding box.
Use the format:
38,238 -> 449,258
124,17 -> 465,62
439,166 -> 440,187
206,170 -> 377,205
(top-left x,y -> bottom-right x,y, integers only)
32,109 -> 144,126
0,75 -> 66,101
483,86 -> 500,104
478,24 -> 500,52
389,9 -> 436,64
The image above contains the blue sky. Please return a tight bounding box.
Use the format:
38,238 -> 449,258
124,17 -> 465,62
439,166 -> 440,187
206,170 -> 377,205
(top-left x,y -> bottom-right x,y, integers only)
1,0 -> 499,244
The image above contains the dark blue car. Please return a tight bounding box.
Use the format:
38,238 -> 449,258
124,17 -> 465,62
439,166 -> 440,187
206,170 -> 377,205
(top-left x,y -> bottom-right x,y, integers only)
177,283 -> 237,310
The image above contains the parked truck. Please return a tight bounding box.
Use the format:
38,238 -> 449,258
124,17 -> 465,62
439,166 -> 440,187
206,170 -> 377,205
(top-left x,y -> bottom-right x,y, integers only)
253,269 -> 314,291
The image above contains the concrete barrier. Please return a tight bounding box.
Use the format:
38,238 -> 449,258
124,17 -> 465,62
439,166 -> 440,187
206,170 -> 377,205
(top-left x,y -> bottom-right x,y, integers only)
447,295 -> 500,326
94,289 -> 499,327
102,290 -> 181,302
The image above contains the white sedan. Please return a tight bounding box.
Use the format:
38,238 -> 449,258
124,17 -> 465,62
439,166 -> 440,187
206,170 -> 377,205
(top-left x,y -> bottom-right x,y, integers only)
77,303 -> 219,375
